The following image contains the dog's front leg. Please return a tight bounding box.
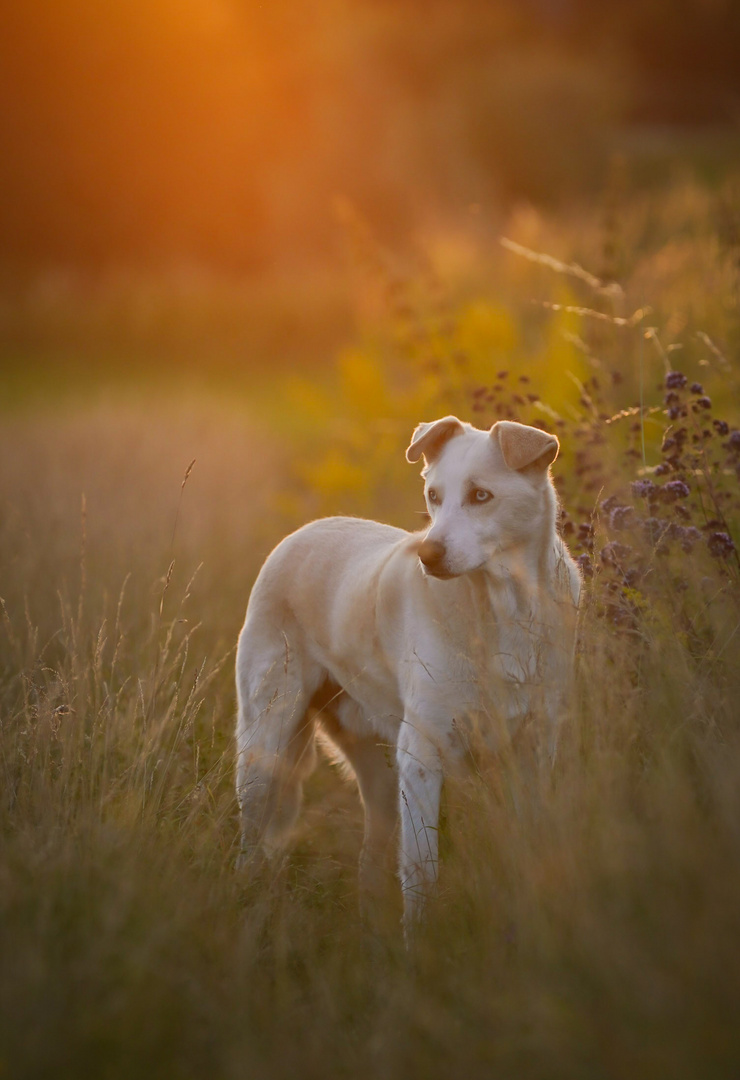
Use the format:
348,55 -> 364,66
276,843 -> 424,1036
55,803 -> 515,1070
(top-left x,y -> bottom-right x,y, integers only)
396,718 -> 445,940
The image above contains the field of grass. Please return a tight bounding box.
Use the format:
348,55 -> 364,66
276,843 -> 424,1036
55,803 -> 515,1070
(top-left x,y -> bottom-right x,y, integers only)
2,172 -> 740,1078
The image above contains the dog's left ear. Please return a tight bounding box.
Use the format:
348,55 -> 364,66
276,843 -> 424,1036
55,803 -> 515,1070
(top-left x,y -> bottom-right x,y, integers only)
491,420 -> 559,472
406,416 -> 465,464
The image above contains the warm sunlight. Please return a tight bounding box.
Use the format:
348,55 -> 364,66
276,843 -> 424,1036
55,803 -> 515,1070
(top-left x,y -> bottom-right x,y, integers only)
1,2 -> 739,1076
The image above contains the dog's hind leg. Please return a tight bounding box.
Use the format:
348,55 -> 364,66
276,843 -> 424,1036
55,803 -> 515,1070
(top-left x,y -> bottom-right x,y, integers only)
235,629 -> 321,864
320,703 -> 398,918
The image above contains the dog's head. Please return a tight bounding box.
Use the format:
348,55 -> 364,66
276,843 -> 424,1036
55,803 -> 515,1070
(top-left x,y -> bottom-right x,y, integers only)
406,416 -> 559,579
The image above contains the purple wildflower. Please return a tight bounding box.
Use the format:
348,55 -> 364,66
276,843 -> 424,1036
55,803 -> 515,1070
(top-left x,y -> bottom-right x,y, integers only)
665,371 -> 688,390
600,494 -> 621,514
642,517 -> 669,544
576,553 -> 593,577
697,396 -> 712,409
707,532 -> 736,558
610,505 -> 635,531
713,420 -> 729,436
690,382 -> 704,394
662,479 -> 690,500
631,479 -> 657,499
601,541 -> 633,565
678,526 -> 703,552
728,431 -> 740,451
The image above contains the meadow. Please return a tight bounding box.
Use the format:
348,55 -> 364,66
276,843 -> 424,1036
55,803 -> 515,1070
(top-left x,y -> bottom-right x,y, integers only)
2,171 -> 740,1079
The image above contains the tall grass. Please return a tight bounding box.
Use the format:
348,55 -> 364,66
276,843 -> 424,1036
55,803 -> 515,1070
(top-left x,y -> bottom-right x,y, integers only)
2,177 -> 740,1078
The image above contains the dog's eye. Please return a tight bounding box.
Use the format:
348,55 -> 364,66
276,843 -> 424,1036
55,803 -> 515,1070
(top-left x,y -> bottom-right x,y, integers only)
427,488 -> 440,505
471,488 -> 493,504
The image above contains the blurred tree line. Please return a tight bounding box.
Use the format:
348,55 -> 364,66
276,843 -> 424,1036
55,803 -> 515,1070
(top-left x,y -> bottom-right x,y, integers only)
1,0 -> 738,274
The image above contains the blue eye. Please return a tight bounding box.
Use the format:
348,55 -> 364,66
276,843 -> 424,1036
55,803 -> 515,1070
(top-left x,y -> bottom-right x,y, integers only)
471,488 -> 492,504
427,488 -> 440,505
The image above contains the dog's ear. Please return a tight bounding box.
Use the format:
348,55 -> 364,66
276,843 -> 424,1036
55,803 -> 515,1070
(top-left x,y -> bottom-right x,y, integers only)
491,420 -> 559,472
406,416 -> 465,464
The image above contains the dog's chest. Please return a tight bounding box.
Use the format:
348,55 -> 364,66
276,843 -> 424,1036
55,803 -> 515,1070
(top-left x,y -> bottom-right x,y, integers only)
443,577 -> 564,724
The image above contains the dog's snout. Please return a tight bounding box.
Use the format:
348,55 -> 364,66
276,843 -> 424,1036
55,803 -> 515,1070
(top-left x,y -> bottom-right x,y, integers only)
418,538 -> 446,571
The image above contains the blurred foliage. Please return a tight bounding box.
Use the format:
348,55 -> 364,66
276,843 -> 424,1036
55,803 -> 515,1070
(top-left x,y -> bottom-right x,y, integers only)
2,173 -> 740,1078
2,163 -> 740,1076
280,173 -> 740,533
1,3 -> 739,1072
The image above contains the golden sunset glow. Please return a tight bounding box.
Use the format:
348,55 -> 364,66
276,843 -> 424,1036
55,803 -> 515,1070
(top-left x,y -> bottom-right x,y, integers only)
2,0 -> 737,274
1,3 -> 740,1076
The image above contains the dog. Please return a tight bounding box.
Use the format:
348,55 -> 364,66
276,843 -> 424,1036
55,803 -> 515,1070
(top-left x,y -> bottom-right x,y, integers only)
235,416 -> 581,934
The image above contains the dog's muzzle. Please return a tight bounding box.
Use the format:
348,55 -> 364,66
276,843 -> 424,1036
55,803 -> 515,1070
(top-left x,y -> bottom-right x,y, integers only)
418,538 -> 451,578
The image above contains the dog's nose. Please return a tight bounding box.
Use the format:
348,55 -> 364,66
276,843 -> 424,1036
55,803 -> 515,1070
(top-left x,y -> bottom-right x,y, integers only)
418,538 -> 447,572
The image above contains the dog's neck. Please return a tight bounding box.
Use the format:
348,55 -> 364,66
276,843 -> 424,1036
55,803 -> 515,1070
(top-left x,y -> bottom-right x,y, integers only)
483,480 -> 560,595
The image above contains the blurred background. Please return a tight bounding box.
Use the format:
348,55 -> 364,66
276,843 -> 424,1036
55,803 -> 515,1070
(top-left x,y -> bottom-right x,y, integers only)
1,0 -> 739,388
3,11 -> 740,1076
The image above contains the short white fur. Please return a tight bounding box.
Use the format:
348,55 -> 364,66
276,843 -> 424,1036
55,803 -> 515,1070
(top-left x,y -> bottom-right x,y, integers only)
235,416 -> 581,936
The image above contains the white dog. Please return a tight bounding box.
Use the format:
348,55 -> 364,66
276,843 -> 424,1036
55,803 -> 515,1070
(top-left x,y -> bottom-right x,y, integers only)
235,416 -> 581,933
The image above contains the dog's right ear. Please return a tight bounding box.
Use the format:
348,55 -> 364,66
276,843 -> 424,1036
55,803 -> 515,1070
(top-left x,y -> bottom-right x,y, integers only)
406,416 -> 465,464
